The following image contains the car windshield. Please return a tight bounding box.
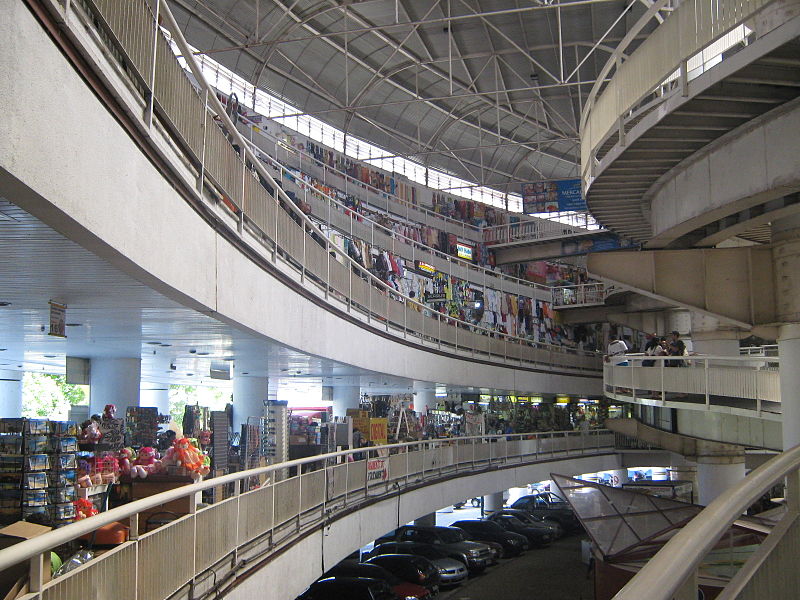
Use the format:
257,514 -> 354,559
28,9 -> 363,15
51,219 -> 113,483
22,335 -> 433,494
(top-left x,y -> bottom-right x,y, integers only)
542,492 -> 567,504
436,528 -> 466,543
501,516 -> 526,527
413,545 -> 448,559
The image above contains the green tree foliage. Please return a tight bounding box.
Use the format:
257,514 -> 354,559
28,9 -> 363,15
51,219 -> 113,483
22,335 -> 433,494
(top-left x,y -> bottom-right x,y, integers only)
22,373 -> 88,419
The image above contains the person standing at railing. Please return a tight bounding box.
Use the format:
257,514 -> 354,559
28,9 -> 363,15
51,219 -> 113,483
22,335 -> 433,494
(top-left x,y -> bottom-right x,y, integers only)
606,333 -> 629,366
642,333 -> 659,366
667,331 -> 686,367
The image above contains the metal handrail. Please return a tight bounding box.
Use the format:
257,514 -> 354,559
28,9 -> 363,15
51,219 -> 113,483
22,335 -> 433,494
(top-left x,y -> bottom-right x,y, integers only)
0,430 -> 613,574
613,443 -> 800,599
155,4 -> 601,368
610,354 -> 780,365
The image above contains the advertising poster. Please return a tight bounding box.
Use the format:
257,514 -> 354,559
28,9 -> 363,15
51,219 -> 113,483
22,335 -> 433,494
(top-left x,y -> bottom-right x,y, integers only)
560,234 -> 637,257
521,178 -> 585,213
369,418 -> 388,446
367,458 -> 390,482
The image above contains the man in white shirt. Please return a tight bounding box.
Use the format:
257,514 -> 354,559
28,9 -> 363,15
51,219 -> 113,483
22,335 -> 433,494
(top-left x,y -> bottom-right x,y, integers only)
606,334 -> 629,366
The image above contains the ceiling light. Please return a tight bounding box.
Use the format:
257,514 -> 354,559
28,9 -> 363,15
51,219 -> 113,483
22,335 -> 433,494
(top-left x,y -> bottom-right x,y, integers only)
187,373 -> 194,376
189,349 -> 197,354
146,341 -> 162,346
197,352 -> 210,356
44,355 -> 57,358
223,357 -> 235,361
0,302 -> 11,307
241,372 -> 249,375
160,343 -> 172,348
0,349 -> 6,352
65,323 -> 82,327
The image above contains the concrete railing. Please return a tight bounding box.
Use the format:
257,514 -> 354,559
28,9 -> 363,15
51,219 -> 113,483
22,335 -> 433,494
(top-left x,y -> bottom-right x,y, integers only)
613,443 -> 800,600
481,212 -> 601,245
0,430 -> 615,600
580,0 -> 773,188
604,355 -> 780,416
552,283 -> 606,308
50,0 -> 602,374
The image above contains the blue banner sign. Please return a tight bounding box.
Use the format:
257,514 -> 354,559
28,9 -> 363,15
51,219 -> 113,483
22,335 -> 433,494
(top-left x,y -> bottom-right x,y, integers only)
521,178 -> 585,213
560,234 -> 637,256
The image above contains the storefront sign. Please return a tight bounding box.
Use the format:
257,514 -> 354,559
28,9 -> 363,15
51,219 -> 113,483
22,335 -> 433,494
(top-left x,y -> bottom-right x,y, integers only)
48,301 -> 66,338
521,178 -> 585,213
352,416 -> 370,439
369,418 -> 388,446
425,292 -> 446,301
99,418 -> 125,450
456,242 -> 474,261
414,260 -> 436,277
367,458 -> 390,482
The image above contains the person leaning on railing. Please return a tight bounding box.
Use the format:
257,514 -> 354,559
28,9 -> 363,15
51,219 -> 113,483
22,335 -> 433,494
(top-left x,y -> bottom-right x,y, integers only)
605,334 -> 629,366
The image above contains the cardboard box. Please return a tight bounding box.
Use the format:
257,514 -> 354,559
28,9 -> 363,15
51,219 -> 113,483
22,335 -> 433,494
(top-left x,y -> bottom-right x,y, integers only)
0,521 -> 52,600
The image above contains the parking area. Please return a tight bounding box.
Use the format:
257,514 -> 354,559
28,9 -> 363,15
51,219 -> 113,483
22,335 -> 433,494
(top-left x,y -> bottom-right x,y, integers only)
438,534 -> 592,600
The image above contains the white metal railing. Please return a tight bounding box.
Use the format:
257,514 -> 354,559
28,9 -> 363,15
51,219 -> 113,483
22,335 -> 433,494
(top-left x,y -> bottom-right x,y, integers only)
0,431 -> 615,600
552,283 -> 606,308
581,0 -> 773,188
604,354 -> 780,415
482,213 -> 603,245
740,345 -> 779,357
58,0 -> 602,373
613,442 -> 800,600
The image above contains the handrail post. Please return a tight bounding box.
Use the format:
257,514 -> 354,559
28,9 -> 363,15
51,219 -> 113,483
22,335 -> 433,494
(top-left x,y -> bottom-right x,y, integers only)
704,358 -> 710,409
129,513 -> 140,541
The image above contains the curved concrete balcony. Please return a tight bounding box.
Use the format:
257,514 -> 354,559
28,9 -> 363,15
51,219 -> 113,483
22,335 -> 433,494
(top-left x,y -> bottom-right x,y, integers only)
581,0 -> 800,243
604,355 -> 780,419
0,432 -> 627,600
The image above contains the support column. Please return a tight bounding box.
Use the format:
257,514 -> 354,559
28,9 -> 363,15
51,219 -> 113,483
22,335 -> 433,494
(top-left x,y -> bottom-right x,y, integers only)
413,382 -> 436,414
414,513 -> 437,527
331,385 -> 361,418
232,375 -> 268,435
483,491 -> 504,514
89,358 -> 141,415
0,370 -> 23,418
140,383 -> 170,415
689,313 -> 741,358
773,215 -> 800,450
696,457 -> 745,506
606,469 -> 628,487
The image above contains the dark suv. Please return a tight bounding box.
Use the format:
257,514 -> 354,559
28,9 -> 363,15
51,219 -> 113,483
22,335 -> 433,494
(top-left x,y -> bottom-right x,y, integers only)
450,520 -> 529,557
510,492 -> 581,532
378,526 -> 494,571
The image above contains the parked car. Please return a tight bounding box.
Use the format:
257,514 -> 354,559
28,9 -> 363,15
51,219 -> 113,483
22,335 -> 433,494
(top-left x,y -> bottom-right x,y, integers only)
451,520 -> 529,557
366,542 -> 468,585
379,526 -> 494,572
492,508 -> 564,539
297,577 -> 397,600
364,554 -> 441,593
486,512 -> 554,546
322,561 -> 430,599
510,492 -> 581,532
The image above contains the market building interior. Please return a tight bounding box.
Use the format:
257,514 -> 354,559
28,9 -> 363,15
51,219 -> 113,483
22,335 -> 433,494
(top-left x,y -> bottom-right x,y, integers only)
0,0 -> 799,598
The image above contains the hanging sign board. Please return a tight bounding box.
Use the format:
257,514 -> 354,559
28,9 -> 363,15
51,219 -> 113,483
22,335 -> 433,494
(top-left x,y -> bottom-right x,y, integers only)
98,418 -> 125,451
48,301 -> 66,338
367,457 -> 390,482
521,178 -> 585,213
369,418 -> 388,446
456,243 -> 474,261
414,260 -> 436,277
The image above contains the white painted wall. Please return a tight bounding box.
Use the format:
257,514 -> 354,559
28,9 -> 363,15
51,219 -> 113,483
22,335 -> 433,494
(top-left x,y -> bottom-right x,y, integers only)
0,4 -> 601,397
677,409 -> 782,450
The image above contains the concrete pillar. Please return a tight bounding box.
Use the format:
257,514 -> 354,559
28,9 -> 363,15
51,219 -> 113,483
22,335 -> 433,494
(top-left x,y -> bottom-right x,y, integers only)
140,383 -> 170,414
413,382 -> 436,414
89,358 -> 141,415
414,513 -> 437,527
331,385 -> 361,417
0,370 -> 23,418
607,469 -> 628,487
696,458 -> 745,506
483,491 -> 504,513
232,375 -> 268,435
690,313 -> 741,358
773,214 -> 800,450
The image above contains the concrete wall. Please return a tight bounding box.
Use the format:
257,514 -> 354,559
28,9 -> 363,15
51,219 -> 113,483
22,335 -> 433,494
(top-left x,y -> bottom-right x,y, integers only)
0,3 -> 601,396
227,453 -> 623,600
677,410 -> 781,451
647,98 -> 800,247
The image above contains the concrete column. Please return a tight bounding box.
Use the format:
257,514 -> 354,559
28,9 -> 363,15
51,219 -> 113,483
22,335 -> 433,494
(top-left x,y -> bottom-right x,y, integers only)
0,370 -> 23,418
413,382 -> 436,413
607,469 -> 628,487
89,358 -> 141,415
331,385 -> 361,417
483,491 -> 504,513
773,215 -> 800,450
690,313 -> 741,358
232,375 -> 268,434
414,513 -> 437,527
696,458 -> 745,506
140,383 -> 170,414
